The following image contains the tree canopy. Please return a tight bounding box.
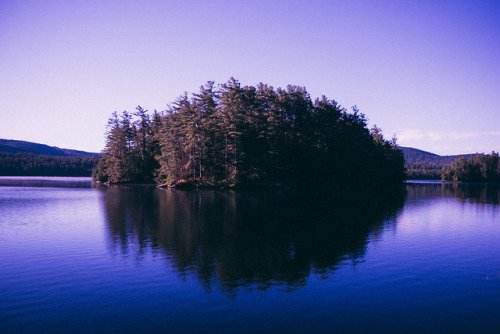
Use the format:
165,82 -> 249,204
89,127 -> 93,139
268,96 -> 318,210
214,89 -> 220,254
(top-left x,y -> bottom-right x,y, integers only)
93,79 -> 406,188
442,152 -> 500,182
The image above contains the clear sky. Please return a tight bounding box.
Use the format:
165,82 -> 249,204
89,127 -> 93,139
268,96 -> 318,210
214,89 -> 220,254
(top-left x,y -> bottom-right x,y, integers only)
1,0 -> 499,155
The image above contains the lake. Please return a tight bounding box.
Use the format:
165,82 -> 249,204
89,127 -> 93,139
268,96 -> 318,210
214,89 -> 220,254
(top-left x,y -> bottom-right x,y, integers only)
1,177 -> 499,333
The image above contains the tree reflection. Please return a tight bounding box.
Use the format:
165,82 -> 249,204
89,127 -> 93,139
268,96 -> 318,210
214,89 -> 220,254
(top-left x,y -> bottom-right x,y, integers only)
406,182 -> 500,205
99,186 -> 405,294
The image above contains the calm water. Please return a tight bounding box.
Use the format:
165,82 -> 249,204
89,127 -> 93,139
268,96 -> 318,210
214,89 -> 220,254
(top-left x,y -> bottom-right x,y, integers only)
1,178 -> 500,333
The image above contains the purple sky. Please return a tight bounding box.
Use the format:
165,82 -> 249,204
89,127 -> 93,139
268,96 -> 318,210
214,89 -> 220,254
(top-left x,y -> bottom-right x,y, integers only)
1,0 -> 499,155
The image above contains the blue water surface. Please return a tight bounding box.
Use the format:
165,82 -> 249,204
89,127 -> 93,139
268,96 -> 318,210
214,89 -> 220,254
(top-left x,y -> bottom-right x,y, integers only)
1,178 -> 499,333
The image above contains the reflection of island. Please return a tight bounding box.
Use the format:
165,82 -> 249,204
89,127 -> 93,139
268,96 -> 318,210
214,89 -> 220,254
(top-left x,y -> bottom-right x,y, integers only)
406,182 -> 500,205
99,186 -> 405,294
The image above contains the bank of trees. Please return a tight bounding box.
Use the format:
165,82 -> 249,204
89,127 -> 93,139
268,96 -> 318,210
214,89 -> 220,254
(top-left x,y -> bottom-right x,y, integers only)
442,152 -> 500,182
93,79 -> 406,188
0,152 -> 99,176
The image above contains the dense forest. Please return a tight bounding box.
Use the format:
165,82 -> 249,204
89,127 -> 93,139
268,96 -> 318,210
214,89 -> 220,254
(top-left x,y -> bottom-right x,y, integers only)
0,152 -> 99,176
0,139 -> 99,177
442,152 -> 500,182
93,79 -> 406,188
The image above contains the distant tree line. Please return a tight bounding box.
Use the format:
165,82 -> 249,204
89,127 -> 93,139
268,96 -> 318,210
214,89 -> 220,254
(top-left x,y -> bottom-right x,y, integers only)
400,147 -> 460,180
405,165 -> 443,180
0,152 -> 99,176
442,152 -> 500,182
93,79 -> 406,188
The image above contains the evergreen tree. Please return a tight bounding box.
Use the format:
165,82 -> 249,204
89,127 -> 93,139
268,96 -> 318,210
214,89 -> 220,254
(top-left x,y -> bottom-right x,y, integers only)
102,112 -> 135,183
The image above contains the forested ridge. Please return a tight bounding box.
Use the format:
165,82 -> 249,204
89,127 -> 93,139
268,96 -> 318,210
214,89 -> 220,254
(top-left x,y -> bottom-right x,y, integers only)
93,79 -> 406,188
401,147 -> 500,182
401,147 -> 467,180
0,139 -> 99,176
0,139 -> 96,156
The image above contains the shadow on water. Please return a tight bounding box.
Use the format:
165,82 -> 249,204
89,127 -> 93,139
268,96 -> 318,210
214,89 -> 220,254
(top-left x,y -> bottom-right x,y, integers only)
98,185 -> 406,295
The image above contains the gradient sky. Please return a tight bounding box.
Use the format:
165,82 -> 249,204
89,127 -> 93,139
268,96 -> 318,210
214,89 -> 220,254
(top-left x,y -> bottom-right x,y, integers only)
1,0 -> 499,155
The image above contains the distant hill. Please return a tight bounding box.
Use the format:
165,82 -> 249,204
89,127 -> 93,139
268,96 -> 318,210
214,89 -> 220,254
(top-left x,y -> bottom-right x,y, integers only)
399,147 -> 473,180
0,139 -> 98,156
0,139 -> 99,176
399,147 -> 468,165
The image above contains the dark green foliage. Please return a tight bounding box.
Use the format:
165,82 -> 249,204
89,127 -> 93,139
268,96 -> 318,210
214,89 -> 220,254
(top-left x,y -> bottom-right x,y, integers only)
94,79 -> 406,187
401,147 -> 471,180
405,165 -> 444,180
0,139 -> 99,176
94,107 -> 160,183
0,152 -> 99,176
442,152 -> 500,182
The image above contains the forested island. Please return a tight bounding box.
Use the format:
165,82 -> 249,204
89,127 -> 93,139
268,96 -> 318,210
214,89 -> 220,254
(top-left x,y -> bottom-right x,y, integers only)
92,79 -> 405,189
2,81 -> 497,184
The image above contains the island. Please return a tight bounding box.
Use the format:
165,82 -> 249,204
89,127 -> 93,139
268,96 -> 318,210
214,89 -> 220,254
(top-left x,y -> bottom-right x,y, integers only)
92,79 -> 406,189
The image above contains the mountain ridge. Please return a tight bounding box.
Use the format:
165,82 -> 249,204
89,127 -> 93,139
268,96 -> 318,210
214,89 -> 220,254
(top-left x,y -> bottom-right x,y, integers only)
399,146 -> 476,180
0,139 -> 99,177
399,146 -> 473,165
0,139 -> 98,157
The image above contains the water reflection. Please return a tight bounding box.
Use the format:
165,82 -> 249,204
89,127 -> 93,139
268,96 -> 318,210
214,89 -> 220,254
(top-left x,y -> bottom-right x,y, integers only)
406,182 -> 500,205
99,186 -> 405,293
0,176 -> 92,188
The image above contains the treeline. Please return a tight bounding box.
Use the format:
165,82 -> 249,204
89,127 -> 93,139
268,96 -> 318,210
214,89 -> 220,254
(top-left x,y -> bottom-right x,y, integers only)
93,79 -> 406,188
405,165 -> 443,180
442,152 -> 500,182
0,152 -> 99,176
